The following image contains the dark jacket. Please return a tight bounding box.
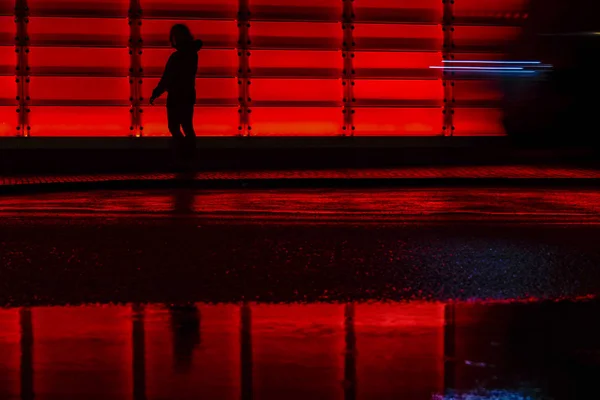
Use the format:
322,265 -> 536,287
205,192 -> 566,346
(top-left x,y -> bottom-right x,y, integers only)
152,39 -> 203,105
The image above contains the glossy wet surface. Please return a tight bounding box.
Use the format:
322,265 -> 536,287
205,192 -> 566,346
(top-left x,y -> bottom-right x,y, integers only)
1,188 -> 600,399
2,301 -> 600,400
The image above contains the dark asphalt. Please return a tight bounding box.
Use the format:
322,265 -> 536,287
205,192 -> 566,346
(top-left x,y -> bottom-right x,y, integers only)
1,188 -> 600,306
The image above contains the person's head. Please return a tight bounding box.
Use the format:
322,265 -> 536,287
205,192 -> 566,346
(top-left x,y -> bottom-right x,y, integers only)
170,24 -> 194,48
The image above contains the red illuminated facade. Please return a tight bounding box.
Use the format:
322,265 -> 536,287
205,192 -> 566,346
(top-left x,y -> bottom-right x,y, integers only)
1,0 -> 529,137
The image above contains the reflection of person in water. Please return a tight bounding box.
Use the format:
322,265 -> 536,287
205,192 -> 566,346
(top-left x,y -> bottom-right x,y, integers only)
150,24 -> 203,156
168,303 -> 201,373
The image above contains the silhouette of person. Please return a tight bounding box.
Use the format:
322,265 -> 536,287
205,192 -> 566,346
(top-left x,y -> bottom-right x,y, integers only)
150,24 -> 203,157
168,303 -> 201,374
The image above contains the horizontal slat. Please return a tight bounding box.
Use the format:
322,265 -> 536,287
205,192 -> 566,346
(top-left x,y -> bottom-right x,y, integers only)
28,0 -> 128,18
142,77 -> 238,104
354,68 -> 440,80
0,76 -> 17,102
141,105 -> 241,136
0,107 -> 18,136
145,99 -> 239,107
353,107 -> 442,136
250,67 -> 341,79
141,0 -> 238,20
251,100 -> 342,108
28,106 -> 132,136
355,100 -> 441,108
250,107 -> 342,136
28,47 -> 130,77
28,100 -> 131,106
143,66 -> 237,78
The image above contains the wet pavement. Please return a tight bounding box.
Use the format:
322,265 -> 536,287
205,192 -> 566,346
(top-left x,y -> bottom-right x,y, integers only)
1,188 -> 600,399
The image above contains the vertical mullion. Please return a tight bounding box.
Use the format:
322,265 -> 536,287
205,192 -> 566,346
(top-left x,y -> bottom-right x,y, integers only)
15,0 -> 29,137
238,0 -> 250,136
129,0 -> 142,137
342,0 -> 355,136
442,0 -> 455,136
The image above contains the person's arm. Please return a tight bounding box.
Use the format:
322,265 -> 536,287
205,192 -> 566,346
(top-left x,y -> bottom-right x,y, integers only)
150,54 -> 175,104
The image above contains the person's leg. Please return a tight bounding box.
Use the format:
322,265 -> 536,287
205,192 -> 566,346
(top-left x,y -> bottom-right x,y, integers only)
167,106 -> 184,139
180,103 -> 196,139
180,104 -> 196,159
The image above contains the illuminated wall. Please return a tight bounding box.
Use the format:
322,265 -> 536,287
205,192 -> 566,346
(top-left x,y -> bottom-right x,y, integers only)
1,0 -> 529,137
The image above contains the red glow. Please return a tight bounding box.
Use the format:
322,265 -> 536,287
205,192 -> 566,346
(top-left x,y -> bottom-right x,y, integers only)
2,0 -> 529,136
0,45 -> 15,74
28,17 -> 129,47
27,0 -> 129,16
252,78 -> 343,104
142,106 -> 240,136
0,107 -> 16,136
142,77 -> 238,106
141,20 -> 238,48
33,306 -> 132,399
143,48 -> 238,77
145,305 -> 240,399
0,76 -> 17,104
251,107 -> 342,136
453,108 -> 505,136
354,108 -> 442,136
28,47 -> 130,76
29,77 -> 130,105
29,107 -> 131,136
354,79 -> 443,104
355,303 -> 445,399
0,309 -> 20,399
253,304 -> 345,399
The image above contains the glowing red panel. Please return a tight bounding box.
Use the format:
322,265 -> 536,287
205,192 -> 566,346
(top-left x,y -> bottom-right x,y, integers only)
251,107 -> 342,136
0,309 -> 19,399
251,50 -> 342,77
251,79 -> 342,104
28,47 -> 129,76
145,305 -> 240,400
141,0 -> 238,17
142,77 -> 238,105
0,46 -> 14,75
453,26 -> 521,50
0,107 -> 17,136
143,48 -> 237,77
28,17 -> 129,47
28,0 -> 129,16
453,108 -> 505,136
0,76 -> 17,104
454,0 -> 529,15
0,17 -> 13,46
251,22 -> 341,50
29,77 -> 130,104
354,51 -> 442,76
354,79 -> 443,105
141,19 -> 237,48
252,304 -> 344,400
355,303 -> 444,399
354,108 -> 442,136
142,106 -> 240,136
29,106 -> 131,136
354,0 -> 442,22
0,2 -> 13,15
33,306 -> 132,399
354,24 -> 442,51
250,0 -> 341,10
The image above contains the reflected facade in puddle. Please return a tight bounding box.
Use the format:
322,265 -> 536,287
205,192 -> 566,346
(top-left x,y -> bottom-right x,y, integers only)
1,301 -> 598,399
